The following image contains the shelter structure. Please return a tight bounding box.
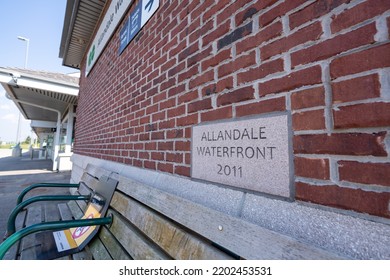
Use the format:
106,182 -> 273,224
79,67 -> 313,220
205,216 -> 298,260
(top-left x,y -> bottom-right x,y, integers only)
0,67 -> 79,171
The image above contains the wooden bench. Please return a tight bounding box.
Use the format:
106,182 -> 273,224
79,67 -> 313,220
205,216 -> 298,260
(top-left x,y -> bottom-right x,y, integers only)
1,169 -> 118,260
2,164 -> 342,260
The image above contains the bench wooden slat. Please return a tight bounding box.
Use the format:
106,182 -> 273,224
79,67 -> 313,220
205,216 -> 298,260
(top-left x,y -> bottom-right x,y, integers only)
20,205 -> 44,260
88,233 -> 113,260
67,200 -> 84,220
95,226 -> 130,260
58,203 -> 74,221
111,192 -> 233,260
44,203 -> 61,222
80,173 -> 100,190
4,209 -> 27,259
115,174 -> 340,260
105,210 -> 167,260
85,164 -> 112,178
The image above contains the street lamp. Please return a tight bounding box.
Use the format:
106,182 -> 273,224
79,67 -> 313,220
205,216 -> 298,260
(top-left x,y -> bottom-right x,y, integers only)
17,36 -> 29,68
16,36 -> 29,144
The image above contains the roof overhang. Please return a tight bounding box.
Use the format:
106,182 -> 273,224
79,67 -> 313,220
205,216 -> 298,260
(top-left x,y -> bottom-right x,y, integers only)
0,67 -> 79,133
59,0 -> 106,69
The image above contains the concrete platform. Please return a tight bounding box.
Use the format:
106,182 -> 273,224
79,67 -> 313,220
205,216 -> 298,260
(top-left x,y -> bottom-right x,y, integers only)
0,149 -> 71,238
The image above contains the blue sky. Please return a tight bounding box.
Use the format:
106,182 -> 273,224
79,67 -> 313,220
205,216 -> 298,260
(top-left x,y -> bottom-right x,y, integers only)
0,0 -> 77,142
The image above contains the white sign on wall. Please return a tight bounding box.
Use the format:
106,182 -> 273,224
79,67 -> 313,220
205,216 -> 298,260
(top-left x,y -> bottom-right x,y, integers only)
192,114 -> 292,198
85,0 -> 134,76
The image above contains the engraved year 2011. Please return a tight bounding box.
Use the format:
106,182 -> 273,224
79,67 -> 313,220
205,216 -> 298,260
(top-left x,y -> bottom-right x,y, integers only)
217,164 -> 242,178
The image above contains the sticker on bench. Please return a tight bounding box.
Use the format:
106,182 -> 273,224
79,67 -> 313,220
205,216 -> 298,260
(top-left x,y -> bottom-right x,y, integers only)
53,203 -> 101,252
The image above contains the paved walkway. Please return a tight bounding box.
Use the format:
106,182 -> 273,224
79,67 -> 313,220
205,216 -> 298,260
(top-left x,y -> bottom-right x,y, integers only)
0,149 -> 71,238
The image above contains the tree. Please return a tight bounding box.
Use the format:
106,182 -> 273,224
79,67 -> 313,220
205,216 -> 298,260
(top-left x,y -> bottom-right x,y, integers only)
24,136 -> 31,145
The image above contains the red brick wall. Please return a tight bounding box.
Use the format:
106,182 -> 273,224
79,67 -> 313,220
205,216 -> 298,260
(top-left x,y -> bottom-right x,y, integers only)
75,0 -> 390,218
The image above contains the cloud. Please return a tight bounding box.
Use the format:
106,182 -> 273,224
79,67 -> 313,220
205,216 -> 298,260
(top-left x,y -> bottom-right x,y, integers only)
0,104 -> 11,110
1,113 -> 18,123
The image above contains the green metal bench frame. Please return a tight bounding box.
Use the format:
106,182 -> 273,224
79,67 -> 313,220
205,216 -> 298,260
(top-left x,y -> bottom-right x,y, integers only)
0,176 -> 118,260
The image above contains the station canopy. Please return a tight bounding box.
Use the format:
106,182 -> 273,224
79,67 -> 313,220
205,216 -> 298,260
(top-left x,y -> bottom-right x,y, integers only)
0,67 -> 79,134
59,0 -> 106,69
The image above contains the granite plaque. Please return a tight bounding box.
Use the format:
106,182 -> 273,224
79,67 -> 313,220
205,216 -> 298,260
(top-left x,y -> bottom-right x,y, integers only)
191,114 -> 291,197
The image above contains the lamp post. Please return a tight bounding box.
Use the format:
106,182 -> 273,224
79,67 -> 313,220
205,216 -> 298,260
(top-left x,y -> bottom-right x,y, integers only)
16,36 -> 29,145
17,36 -> 29,68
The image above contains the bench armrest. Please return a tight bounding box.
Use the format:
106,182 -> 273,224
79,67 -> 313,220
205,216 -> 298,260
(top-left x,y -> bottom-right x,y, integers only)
0,216 -> 112,260
6,195 -> 90,237
17,183 -> 80,204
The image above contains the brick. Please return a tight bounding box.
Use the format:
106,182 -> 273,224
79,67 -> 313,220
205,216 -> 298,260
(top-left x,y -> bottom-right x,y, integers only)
202,49 -> 231,71
289,0 -> 351,30
189,69 -> 214,89
216,0 -> 251,25
151,152 -> 164,161
235,96 -> 286,117
217,21 -> 253,50
332,74 -> 380,104
188,98 -> 213,113
330,42 -> 390,79
259,65 -> 322,96
151,131 -> 165,140
236,20 -> 283,55
331,0 -> 390,33
217,86 -> 255,107
237,58 -> 284,84
333,102 -> 390,129
201,106 -> 232,122
291,87 -> 325,110
178,41 -> 199,61
261,21 -> 323,61
291,23 -> 376,67
178,90 -> 198,103
188,45 -> 212,68
260,0 -> 307,27
166,152 -> 184,163
293,132 -> 388,156
294,157 -> 330,180
177,113 -> 198,127
175,141 -> 191,151
292,109 -> 326,131
143,160 -> 156,170
190,19 -> 214,44
168,84 -> 186,97
175,165 -> 191,177
218,51 -> 256,78
339,161 -> 390,187
167,104 -> 185,118
178,64 -> 199,83
166,128 -> 183,139
296,182 -> 390,218
203,1 -> 225,21
235,0 -> 278,26
203,21 -> 230,48
157,141 -> 174,151
202,76 -> 234,96
158,162 -> 174,174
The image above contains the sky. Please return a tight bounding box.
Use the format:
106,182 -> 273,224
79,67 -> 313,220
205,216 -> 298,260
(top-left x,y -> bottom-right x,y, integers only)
0,0 -> 78,143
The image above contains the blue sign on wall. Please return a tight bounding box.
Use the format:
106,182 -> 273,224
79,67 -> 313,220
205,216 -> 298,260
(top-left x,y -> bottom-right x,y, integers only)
119,0 -> 159,54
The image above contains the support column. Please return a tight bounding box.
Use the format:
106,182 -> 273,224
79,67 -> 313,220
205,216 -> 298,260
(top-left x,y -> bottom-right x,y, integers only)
52,116 -> 61,171
65,106 -> 74,154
